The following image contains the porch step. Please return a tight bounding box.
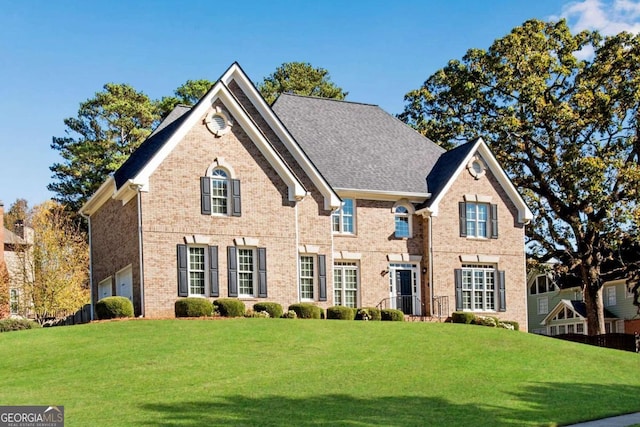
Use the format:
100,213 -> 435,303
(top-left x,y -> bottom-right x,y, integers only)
405,315 -> 444,322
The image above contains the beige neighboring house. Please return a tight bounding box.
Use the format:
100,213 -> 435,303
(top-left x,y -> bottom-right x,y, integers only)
80,63 -> 533,328
0,202 -> 33,317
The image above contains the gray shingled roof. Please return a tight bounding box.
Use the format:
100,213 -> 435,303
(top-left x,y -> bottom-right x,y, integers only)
272,94 -> 445,194
114,105 -> 192,188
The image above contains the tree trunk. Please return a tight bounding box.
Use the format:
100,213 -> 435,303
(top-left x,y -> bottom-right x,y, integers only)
583,284 -> 605,336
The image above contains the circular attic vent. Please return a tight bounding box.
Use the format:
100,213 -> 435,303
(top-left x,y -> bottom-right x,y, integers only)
205,107 -> 232,136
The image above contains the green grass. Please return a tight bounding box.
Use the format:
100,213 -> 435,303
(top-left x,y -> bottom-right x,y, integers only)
1,319 -> 639,426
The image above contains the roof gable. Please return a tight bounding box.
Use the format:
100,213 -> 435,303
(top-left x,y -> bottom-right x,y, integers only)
82,63 -> 333,215
540,299 -> 618,325
417,138 -> 533,224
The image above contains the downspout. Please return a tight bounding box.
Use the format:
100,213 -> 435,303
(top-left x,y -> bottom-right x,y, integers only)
80,212 -> 94,321
135,186 -> 145,317
428,214 -> 434,318
294,200 -> 300,302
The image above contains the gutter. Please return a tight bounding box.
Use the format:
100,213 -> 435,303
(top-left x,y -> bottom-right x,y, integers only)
80,211 -> 94,321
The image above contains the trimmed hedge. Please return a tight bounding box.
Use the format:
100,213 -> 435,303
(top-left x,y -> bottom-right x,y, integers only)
451,311 -> 476,324
355,307 -> 381,321
95,296 -> 134,320
253,302 -> 283,319
175,298 -> 213,318
381,308 -> 405,321
214,298 -> 245,317
288,303 -> 323,319
326,306 -> 356,320
0,318 -> 41,332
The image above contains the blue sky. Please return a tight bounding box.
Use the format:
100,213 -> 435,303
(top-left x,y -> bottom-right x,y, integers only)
2,0 -> 639,208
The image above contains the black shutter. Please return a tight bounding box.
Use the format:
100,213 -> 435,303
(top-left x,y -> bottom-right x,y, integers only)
459,202 -> 467,237
491,204 -> 499,239
455,269 -> 463,311
231,179 -> 241,217
257,247 -> 267,297
209,246 -> 219,297
227,246 -> 238,297
498,270 -> 506,311
177,244 -> 188,297
201,177 -> 211,215
318,255 -> 327,301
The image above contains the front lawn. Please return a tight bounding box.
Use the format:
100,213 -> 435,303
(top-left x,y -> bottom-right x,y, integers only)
0,319 -> 639,426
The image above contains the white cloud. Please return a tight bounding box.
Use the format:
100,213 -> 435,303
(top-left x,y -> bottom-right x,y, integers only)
559,0 -> 640,34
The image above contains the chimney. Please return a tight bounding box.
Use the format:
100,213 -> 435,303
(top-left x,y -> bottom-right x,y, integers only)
13,220 -> 24,239
0,200 -> 4,265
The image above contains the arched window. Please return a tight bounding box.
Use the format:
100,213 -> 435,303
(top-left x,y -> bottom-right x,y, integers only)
394,206 -> 410,238
211,168 -> 229,214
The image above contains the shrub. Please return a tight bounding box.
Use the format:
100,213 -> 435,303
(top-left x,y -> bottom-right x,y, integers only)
253,302 -> 283,319
95,296 -> 134,320
245,309 -> 270,318
214,298 -> 246,317
474,316 -> 498,327
451,311 -> 476,324
282,310 -> 297,319
498,320 -> 519,331
288,303 -> 323,319
355,307 -> 381,321
0,318 -> 41,332
381,309 -> 404,321
174,298 -> 213,318
326,306 -> 356,320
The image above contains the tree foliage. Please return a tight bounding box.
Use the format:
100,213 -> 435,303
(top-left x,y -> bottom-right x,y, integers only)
2,198 -> 28,232
12,201 -> 89,324
258,62 -> 347,105
49,84 -> 159,214
400,19 -> 640,335
157,79 -> 214,119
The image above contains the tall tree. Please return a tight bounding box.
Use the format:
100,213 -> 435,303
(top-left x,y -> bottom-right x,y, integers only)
12,201 -> 89,324
49,84 -> 159,213
399,19 -> 640,335
2,198 -> 28,231
258,62 -> 347,105
157,79 -> 214,118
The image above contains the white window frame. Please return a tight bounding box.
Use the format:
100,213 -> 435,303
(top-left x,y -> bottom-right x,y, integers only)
334,261 -> 359,308
465,202 -> 489,238
210,168 -> 230,215
461,264 -> 496,311
237,247 -> 256,298
188,246 -> 207,297
537,296 -> 549,315
332,199 -> 355,234
299,255 -> 316,301
394,206 -> 411,238
606,286 -> 616,307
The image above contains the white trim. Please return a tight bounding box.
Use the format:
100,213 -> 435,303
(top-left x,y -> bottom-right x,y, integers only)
333,251 -> 362,260
206,157 -> 237,178
416,138 -> 533,223
336,188 -> 429,203
298,245 -> 320,254
80,177 -> 116,216
459,254 -> 500,263
220,63 -> 341,211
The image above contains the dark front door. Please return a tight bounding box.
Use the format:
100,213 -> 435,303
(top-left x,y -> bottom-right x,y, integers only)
397,270 -> 413,314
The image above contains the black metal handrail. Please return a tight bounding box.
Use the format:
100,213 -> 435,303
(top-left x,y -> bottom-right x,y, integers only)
376,295 -> 422,315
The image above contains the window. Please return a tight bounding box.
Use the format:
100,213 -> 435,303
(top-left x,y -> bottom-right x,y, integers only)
300,256 -> 315,300
334,262 -> 358,307
394,206 -> 410,238
455,265 -> 506,312
201,168 -> 241,217
332,199 -> 354,234
530,274 -> 556,295
537,296 -> 549,315
9,289 -> 19,315
606,286 -> 616,306
189,247 -> 206,296
459,202 -> 498,238
177,245 -> 219,298
211,169 -> 229,214
227,246 -> 267,298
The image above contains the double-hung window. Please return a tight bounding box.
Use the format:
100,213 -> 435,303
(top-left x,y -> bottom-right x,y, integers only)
201,167 -> 241,217
227,246 -> 267,298
332,199 -> 355,234
211,169 -> 229,214
334,262 -> 358,307
300,255 -> 315,300
177,244 -> 219,298
459,201 -> 498,238
455,264 -> 506,312
394,206 -> 410,238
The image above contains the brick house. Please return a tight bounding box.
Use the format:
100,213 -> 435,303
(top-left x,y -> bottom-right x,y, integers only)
80,63 -> 533,329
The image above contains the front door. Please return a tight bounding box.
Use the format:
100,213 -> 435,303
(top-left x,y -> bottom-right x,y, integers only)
397,270 -> 413,314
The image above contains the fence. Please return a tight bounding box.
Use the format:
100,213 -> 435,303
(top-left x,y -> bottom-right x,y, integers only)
554,333 -> 640,353
43,304 -> 92,327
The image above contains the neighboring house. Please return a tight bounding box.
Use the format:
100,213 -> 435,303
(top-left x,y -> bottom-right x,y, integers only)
0,202 -> 32,317
527,271 -> 640,335
80,62 -> 533,329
